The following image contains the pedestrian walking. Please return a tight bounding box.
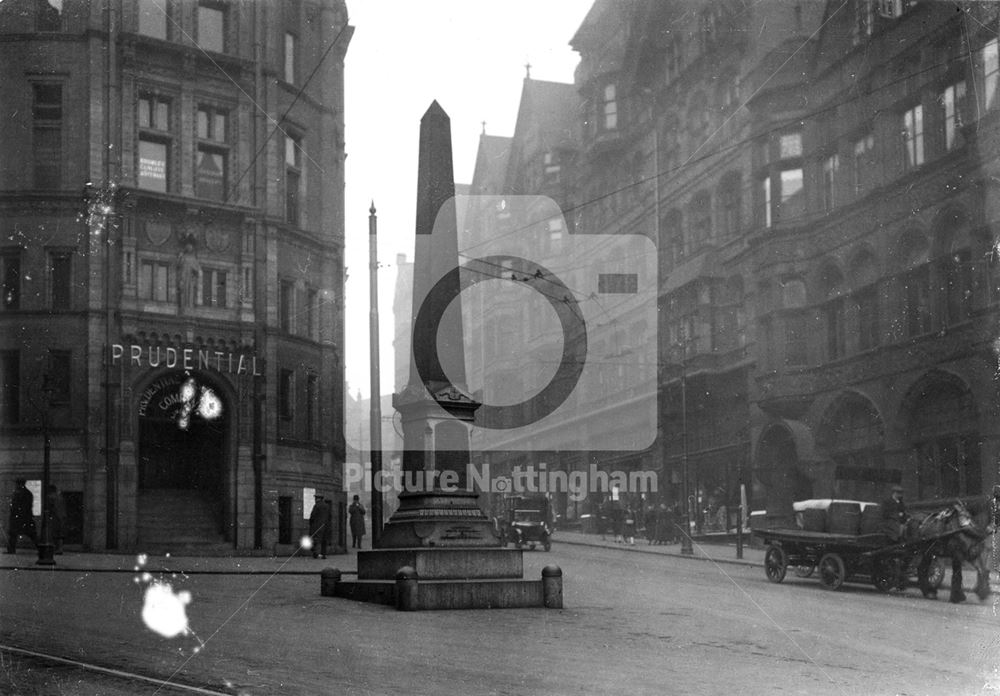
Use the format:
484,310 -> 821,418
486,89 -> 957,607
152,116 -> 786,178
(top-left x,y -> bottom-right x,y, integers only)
308,494 -> 331,559
880,484 -> 908,542
6,479 -> 37,554
45,484 -> 65,554
624,506 -> 636,545
348,494 -> 366,549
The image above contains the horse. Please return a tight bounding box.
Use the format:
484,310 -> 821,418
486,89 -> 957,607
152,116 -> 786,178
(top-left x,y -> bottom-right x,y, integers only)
908,501 -> 991,603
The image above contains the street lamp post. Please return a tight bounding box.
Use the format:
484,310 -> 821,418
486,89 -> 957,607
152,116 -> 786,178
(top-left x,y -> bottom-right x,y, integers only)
679,365 -> 693,556
36,375 -> 56,566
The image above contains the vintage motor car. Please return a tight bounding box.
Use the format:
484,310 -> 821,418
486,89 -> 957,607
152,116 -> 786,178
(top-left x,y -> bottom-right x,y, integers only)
506,504 -> 553,551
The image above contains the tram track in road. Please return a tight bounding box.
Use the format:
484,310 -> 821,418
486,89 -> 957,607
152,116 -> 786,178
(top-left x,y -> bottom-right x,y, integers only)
0,644 -> 233,696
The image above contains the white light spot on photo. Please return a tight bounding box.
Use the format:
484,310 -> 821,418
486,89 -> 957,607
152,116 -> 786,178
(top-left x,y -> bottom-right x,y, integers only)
300,535 -> 314,550
141,581 -> 192,639
198,388 -> 222,420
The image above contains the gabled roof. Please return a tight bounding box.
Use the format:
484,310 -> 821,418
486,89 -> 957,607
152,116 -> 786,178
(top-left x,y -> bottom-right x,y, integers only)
470,133 -> 512,196
503,78 -> 580,193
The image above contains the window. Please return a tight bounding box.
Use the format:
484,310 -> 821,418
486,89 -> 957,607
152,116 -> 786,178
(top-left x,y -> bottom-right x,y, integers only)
852,131 -> 875,195
33,83 -> 62,189
49,251 -> 72,310
1,351 -> 19,424
785,313 -> 809,366
821,154 -> 839,211
285,136 -> 301,225
196,106 -> 228,201
137,0 -> 167,39
601,83 -> 618,131
543,151 -> 561,185
855,287 -> 879,351
305,373 -> 317,440
689,191 -> 712,247
941,250 -> 972,326
306,288 -> 317,339
759,131 -> 804,226
280,280 -> 294,332
201,268 -> 227,308
197,2 -> 225,53
825,298 -> 845,361
137,94 -> 171,192
278,368 -> 294,420
903,266 -> 931,337
853,0 -> 873,45
902,105 -> 924,169
982,38 -> 999,112
2,252 -> 20,310
718,173 -> 741,238
284,32 -> 297,83
139,259 -> 170,301
48,350 -> 71,404
760,175 -> 772,228
36,0 -> 61,31
941,81 -> 967,151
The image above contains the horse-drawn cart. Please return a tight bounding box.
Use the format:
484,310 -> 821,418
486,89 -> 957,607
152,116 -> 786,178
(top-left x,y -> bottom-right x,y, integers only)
752,527 -> 944,592
753,498 -> 990,601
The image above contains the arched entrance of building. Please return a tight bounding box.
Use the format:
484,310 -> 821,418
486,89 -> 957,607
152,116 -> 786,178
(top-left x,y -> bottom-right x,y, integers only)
755,424 -> 811,515
135,370 -> 230,550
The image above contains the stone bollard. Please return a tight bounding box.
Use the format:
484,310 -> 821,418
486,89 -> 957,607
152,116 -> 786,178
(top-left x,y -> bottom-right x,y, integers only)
396,566 -> 419,611
320,568 -> 341,597
542,565 -> 563,609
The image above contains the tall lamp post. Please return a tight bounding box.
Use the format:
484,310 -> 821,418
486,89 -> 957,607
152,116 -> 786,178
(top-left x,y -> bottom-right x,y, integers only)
35,374 -> 56,566
679,363 -> 693,556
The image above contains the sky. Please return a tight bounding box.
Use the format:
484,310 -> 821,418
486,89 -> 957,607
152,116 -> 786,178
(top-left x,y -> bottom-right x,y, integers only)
342,1 -> 594,399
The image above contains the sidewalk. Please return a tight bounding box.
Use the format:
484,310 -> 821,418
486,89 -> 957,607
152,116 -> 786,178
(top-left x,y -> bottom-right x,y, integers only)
0,532 -> 763,574
555,529 -> 764,567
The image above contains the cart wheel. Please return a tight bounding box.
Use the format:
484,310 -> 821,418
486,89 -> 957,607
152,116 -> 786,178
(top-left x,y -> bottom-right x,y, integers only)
928,556 -> 946,590
764,545 -> 788,583
793,565 -> 815,578
872,558 -> 900,593
818,553 -> 847,590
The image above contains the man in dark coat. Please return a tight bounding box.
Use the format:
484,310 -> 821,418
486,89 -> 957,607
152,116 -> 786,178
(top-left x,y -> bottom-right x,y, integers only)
308,494 -> 331,559
881,484 -> 908,542
348,494 -> 366,549
6,479 -> 37,554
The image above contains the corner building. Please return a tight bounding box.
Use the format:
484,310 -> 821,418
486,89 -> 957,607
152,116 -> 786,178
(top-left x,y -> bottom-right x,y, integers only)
0,0 -> 352,552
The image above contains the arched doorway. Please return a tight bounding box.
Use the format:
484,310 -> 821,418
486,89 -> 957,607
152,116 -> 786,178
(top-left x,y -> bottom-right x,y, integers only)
755,424 -> 811,515
135,371 -> 229,549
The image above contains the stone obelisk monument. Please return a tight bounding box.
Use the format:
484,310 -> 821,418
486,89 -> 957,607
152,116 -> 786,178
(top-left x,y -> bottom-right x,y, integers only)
381,100 -> 495,547
327,102 -> 562,610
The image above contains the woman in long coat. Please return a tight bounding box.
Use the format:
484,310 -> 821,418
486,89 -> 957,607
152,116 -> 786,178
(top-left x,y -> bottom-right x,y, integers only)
348,495 -> 366,549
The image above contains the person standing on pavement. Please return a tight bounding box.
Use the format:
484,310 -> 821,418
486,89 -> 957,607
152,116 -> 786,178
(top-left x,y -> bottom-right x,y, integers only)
308,494 -> 330,559
348,494 -> 366,549
6,479 -> 37,554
